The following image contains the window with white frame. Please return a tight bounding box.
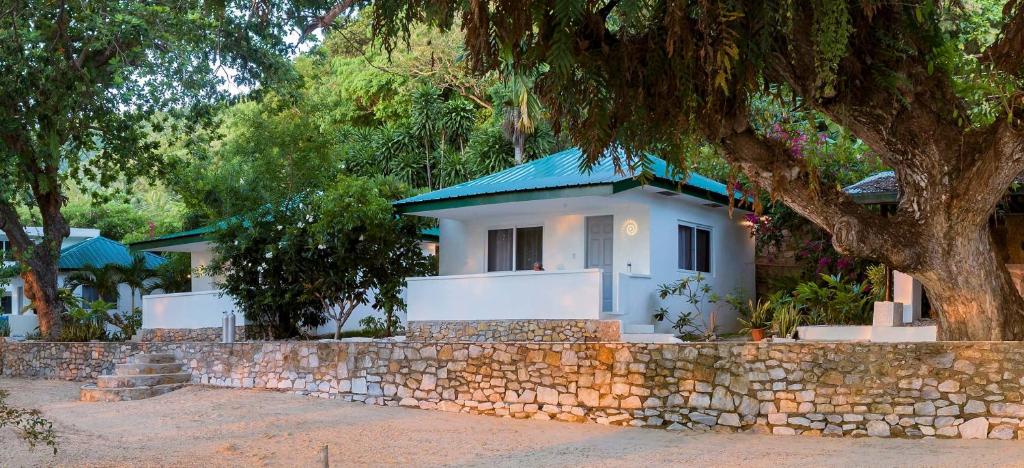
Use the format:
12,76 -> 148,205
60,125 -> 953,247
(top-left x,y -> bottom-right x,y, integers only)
487,226 -> 543,272
678,223 -> 711,273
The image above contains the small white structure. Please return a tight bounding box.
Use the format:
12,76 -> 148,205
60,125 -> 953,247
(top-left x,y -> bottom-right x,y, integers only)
131,224 -> 439,335
395,148 -> 756,334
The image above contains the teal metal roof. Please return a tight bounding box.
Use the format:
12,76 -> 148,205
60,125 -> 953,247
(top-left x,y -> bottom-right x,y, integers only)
394,147 -> 733,209
59,236 -> 167,270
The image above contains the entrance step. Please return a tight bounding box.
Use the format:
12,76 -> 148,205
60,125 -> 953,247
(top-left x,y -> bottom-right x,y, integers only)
80,383 -> 187,402
115,362 -> 184,375
96,372 -> 191,389
129,353 -> 177,364
623,324 -> 655,334
81,352 -> 190,402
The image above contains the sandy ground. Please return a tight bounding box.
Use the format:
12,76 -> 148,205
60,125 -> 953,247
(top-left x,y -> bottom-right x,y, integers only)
2,378 -> 1024,468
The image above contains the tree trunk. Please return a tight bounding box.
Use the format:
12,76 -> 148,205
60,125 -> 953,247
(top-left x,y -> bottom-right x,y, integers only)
907,225 -> 1024,341
21,256 -> 63,338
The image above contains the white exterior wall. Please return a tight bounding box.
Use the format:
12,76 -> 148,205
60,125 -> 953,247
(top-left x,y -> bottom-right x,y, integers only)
143,290 -> 241,329
190,248 -> 217,292
407,269 -> 602,321
646,192 -> 756,334
432,189 -> 755,333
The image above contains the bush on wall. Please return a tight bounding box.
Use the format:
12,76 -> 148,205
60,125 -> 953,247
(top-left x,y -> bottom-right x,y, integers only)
210,176 -> 432,339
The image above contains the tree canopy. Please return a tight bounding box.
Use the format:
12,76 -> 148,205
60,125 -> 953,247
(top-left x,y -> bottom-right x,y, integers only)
0,0 -> 345,337
364,0 -> 1024,340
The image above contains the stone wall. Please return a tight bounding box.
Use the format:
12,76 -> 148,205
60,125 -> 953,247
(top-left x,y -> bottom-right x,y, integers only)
138,327 -> 247,343
4,340 -> 1024,440
405,320 -> 621,342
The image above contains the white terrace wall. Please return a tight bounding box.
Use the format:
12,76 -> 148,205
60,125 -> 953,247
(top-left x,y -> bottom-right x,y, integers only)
3,340 -> 1024,440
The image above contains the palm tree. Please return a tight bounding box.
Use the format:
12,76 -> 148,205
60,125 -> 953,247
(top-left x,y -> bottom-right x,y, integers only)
143,253 -> 191,295
114,252 -> 156,312
494,58 -> 546,165
64,264 -> 122,306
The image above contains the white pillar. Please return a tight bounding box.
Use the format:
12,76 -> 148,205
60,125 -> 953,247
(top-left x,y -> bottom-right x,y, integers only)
892,270 -> 922,324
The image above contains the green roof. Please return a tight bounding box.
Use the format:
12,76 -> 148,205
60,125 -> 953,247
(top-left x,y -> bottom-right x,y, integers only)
59,236 -> 167,270
131,219 -> 439,250
394,147 -> 737,212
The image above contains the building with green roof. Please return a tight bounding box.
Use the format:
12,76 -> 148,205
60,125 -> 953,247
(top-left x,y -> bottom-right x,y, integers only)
396,147 -> 755,337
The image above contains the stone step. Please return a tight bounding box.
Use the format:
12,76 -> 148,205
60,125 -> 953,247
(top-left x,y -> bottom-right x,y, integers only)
129,353 -> 177,364
96,372 -> 192,389
80,383 -> 187,402
115,362 -> 184,376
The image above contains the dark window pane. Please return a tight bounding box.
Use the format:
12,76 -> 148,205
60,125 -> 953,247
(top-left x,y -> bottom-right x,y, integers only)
678,225 -> 694,270
81,285 -> 100,303
696,228 -> 711,273
515,227 -> 543,270
487,229 -> 513,272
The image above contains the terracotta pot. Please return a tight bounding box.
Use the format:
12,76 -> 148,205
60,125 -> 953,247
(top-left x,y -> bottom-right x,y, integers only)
750,328 -> 766,342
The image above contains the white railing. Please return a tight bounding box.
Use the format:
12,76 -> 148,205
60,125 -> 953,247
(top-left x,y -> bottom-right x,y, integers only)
142,290 -> 242,329
406,269 -> 602,321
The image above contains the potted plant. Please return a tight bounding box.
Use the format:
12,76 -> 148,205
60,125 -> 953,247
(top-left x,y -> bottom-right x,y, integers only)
737,297 -> 772,341
771,303 -> 802,342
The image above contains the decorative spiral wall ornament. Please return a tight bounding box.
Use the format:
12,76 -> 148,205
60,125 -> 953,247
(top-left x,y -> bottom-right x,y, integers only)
623,219 -> 639,236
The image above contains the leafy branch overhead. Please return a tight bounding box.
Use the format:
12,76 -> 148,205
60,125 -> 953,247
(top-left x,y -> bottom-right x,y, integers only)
367,0 -> 1024,341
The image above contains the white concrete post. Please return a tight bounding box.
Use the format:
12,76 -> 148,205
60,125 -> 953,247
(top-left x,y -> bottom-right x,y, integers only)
892,270 -> 922,324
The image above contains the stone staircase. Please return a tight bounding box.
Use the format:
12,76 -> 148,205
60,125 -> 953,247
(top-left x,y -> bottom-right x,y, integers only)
80,352 -> 191,402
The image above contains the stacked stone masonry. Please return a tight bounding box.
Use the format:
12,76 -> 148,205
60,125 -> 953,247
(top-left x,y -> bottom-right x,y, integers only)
405,320 -> 621,342
4,340 -> 1024,440
138,327 -> 246,342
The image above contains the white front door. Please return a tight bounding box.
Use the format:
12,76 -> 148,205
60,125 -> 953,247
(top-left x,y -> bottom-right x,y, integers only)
586,215 -> 614,312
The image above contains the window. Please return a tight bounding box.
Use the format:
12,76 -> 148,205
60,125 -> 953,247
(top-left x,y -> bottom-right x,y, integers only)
678,224 -> 711,273
487,226 -> 543,272
81,285 -> 100,303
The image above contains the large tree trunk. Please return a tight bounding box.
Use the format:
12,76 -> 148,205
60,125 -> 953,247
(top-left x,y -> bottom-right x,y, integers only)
21,258 -> 63,338
911,226 -> 1024,341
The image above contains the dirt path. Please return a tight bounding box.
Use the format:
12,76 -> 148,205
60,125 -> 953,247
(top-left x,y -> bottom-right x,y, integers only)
2,377 -> 1023,467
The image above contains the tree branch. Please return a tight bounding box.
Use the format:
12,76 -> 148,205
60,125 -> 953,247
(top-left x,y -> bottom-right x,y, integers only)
719,126 -> 921,270
300,0 -> 357,42
982,1 -> 1024,77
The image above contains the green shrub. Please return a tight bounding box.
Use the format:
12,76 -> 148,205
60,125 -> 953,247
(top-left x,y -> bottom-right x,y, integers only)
0,389 -> 57,454
653,273 -> 733,341
772,302 -> 803,339
792,274 -> 874,325
736,297 -> 773,333
358,315 -> 405,338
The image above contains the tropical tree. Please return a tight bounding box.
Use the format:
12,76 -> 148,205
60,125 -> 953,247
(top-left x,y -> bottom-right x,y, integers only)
114,253 -> 156,312
365,1 -> 1024,341
0,0 -> 338,338
144,253 -> 192,295
63,264 -> 122,305
209,176 -> 431,339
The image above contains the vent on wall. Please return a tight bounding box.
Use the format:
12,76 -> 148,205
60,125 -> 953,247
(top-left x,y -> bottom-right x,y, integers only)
656,190 -> 678,197
703,203 -> 722,208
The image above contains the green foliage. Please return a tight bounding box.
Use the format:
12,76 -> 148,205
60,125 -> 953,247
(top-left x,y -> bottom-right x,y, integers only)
209,177 -> 432,339
358,315 -> 405,339
165,15 -> 567,224
772,303 -> 803,339
653,273 -> 729,341
736,297 -> 773,333
793,274 -> 875,326
0,389 -> 58,454
58,297 -> 109,342
63,265 -> 122,304
144,253 -> 192,295
107,308 -> 143,342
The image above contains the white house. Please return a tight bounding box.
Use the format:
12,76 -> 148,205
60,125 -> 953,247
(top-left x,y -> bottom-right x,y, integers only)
395,148 -> 756,335
130,222 -> 439,336
2,228 -> 165,337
